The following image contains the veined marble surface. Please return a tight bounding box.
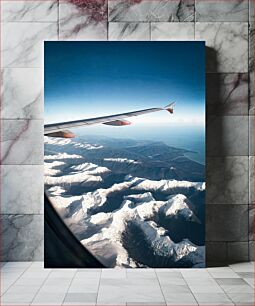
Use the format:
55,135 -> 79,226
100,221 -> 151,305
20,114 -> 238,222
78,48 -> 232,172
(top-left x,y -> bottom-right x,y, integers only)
196,22 -> 248,73
1,165 -> 43,214
227,242 -> 249,262
250,0 -> 254,21
206,73 -> 248,116
151,22 -> 194,40
108,0 -> 195,22
196,0 -> 248,22
249,203 -> 254,240
249,156 -> 254,206
207,156 -> 249,205
1,119 -> 43,165
59,0 -> 107,40
207,115 -> 248,156
1,0 -> 58,22
0,214 -> 43,261
1,22 -> 58,68
109,22 -> 150,40
249,116 -> 254,155
1,68 -> 43,119
249,25 -> 254,114
206,204 -> 248,241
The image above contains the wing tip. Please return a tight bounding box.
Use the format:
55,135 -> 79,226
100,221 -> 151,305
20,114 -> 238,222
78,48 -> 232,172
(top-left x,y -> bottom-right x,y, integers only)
164,102 -> 175,113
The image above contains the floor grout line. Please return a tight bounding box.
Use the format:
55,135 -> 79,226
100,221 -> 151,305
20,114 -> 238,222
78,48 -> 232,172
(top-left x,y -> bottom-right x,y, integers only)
1,263 -> 254,305
29,267 -> 53,305
1,262 -> 33,296
61,268 -> 78,305
154,269 -> 168,306
207,268 -> 241,305
179,270 -> 199,306
95,268 -> 102,306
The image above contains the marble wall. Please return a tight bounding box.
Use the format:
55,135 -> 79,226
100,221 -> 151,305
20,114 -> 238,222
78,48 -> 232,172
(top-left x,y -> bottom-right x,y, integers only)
0,0 -> 254,264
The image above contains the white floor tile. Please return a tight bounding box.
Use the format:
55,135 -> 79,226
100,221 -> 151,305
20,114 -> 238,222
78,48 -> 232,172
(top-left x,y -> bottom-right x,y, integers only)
181,269 -> 212,278
101,268 -> 126,279
194,292 -> 234,305
160,284 -> 192,294
2,262 -> 32,269
230,262 -> 254,272
163,292 -> 198,305
227,292 -> 255,305
243,277 -> 255,288
31,291 -> 66,305
189,284 -> 224,294
75,270 -> 101,279
208,267 -> 240,278
220,284 -> 254,293
1,262 -> 254,305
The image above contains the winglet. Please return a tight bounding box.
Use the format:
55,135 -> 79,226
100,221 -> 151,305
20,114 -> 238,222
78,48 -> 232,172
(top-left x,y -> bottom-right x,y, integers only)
164,102 -> 175,114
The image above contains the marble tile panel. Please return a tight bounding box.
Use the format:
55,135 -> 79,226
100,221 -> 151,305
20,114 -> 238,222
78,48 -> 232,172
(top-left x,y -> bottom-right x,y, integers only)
151,22 -> 194,40
1,68 -> 43,119
0,214 -> 43,261
249,241 -> 254,261
1,165 -> 43,214
248,204 -> 254,240
227,242 -> 249,262
249,156 -> 254,205
249,25 -> 254,114
249,70 -> 254,115
206,73 -> 248,116
249,115 -> 254,155
196,0 -> 248,22
1,0 -> 58,22
206,204 -> 248,241
59,0 -> 107,40
0,119 -> 43,165
109,22 -> 150,40
196,22 -> 248,73
207,116 -> 248,156
206,242 -> 227,265
1,22 -> 57,68
250,0 -> 255,22
108,0 -> 195,22
206,156 -> 248,204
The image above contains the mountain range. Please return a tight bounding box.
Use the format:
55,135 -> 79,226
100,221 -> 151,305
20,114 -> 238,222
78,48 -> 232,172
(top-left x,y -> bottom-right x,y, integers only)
44,135 -> 205,268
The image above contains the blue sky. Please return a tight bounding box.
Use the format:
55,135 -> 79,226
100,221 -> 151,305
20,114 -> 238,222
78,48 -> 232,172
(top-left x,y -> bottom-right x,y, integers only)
44,41 -> 205,128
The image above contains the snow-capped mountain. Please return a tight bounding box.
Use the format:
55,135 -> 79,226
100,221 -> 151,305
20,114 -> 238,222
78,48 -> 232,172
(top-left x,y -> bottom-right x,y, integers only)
44,135 -> 205,268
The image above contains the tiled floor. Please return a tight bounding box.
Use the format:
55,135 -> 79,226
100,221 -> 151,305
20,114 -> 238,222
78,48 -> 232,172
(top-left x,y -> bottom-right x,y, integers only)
0,262 -> 254,305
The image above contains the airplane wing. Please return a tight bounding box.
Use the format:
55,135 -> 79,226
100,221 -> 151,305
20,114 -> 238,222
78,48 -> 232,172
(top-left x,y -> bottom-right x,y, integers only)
44,102 -> 175,138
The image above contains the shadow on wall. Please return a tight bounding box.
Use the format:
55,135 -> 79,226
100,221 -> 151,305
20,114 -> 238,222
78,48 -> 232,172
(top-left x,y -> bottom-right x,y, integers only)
205,47 -> 249,266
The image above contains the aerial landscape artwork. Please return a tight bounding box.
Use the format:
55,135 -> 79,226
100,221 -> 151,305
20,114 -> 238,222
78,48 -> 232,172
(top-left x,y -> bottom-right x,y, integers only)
44,41 -> 205,268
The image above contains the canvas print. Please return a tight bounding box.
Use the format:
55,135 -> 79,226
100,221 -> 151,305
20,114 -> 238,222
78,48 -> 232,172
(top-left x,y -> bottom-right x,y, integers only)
44,41 -> 205,268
